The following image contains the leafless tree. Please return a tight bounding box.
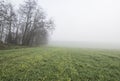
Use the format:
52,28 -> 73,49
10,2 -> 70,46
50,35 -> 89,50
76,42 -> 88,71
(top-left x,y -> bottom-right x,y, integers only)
5,3 -> 17,44
0,0 -> 55,46
0,0 -> 6,42
18,0 -> 54,46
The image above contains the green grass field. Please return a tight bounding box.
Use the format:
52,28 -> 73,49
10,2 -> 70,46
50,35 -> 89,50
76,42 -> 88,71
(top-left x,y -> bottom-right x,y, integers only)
0,47 -> 120,81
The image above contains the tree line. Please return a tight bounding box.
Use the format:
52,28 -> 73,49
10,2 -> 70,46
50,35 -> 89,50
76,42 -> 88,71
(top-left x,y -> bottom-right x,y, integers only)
0,0 -> 54,46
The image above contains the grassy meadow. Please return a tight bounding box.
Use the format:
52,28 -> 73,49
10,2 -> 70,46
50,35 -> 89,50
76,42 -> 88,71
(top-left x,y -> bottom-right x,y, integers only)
0,47 -> 120,81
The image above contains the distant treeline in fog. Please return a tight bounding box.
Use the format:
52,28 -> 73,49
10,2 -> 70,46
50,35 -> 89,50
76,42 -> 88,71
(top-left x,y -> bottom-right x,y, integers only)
50,41 -> 120,49
0,0 -> 54,46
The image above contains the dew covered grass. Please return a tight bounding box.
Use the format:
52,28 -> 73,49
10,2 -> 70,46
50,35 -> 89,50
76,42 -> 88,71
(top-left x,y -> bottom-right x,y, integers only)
0,47 -> 120,81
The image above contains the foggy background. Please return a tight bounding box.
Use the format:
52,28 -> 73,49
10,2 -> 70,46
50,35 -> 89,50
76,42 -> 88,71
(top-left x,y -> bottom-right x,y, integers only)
10,0 -> 120,48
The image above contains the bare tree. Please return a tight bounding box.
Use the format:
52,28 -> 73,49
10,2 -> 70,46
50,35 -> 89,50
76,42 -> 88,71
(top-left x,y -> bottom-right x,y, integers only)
18,0 -> 37,45
0,0 -> 6,42
5,3 -> 17,44
0,0 -> 55,46
18,0 -> 54,46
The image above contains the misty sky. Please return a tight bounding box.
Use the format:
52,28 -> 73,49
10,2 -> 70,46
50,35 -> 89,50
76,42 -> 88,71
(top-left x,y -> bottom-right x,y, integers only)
10,0 -> 120,43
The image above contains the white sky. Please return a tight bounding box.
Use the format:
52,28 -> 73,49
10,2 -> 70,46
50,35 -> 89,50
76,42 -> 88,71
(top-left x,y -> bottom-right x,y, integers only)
10,0 -> 120,43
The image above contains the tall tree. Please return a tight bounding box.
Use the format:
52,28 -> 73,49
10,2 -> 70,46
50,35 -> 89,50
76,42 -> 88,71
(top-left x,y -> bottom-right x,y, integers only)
19,0 -> 54,46
0,0 -> 6,42
6,3 -> 17,44
19,0 -> 37,45
0,0 -> 55,46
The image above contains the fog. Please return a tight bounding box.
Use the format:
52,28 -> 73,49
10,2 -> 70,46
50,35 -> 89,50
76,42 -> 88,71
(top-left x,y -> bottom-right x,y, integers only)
10,0 -> 120,48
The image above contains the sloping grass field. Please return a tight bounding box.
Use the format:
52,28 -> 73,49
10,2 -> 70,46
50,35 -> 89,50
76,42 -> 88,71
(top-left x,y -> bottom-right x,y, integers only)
0,47 -> 120,81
